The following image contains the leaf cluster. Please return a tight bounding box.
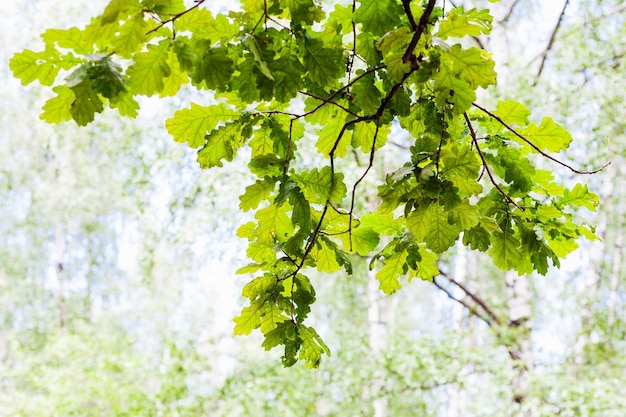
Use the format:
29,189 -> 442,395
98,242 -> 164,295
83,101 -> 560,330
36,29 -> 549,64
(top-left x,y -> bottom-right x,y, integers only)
11,0 -> 601,366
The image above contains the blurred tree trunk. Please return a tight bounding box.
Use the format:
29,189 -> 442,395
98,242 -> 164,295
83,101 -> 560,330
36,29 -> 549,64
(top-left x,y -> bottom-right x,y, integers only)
448,243 -> 468,417
368,267 -> 388,417
53,165 -> 67,330
607,161 -> 626,336
505,270 -> 532,416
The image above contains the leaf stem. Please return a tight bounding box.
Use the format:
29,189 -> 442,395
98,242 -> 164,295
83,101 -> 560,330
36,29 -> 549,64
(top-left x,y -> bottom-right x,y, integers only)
146,0 -> 206,35
472,102 -> 611,174
464,112 -> 522,211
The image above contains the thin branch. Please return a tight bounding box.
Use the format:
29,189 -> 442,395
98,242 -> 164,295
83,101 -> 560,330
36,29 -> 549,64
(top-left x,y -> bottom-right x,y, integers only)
299,91 -> 360,118
297,65 -> 386,119
346,0 -> 358,86
595,3 -> 626,20
501,0 -> 522,25
432,277 -> 494,327
464,112 -> 522,211
535,0 -> 570,82
146,0 -> 206,35
439,270 -> 502,325
403,0 -> 437,66
435,108 -> 447,174
290,203 -> 329,278
348,120 -> 382,251
402,0 -> 419,31
472,102 -> 612,174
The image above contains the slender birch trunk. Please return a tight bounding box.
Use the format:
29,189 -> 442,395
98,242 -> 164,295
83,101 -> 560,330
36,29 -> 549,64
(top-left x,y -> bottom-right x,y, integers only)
367,267 -> 387,417
505,270 -> 532,416
607,161 -> 626,334
448,242 -> 468,417
55,220 -> 66,329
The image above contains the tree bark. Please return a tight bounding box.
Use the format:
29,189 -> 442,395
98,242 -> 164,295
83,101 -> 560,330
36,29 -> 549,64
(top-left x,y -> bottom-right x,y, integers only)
607,161 -> 626,335
367,267 -> 387,417
55,220 -> 66,329
448,242 -> 468,417
505,270 -> 532,415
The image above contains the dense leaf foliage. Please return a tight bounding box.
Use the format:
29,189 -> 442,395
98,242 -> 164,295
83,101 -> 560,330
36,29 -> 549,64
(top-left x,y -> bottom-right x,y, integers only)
11,0 -> 602,367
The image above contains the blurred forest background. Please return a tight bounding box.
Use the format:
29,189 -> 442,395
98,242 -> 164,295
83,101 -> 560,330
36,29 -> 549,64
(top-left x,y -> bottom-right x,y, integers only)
1,0 -> 625,416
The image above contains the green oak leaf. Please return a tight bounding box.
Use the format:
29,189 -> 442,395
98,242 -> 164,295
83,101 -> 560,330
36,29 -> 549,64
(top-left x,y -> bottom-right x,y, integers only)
354,0 -> 403,36
489,230 -> 523,271
494,100 -> 531,126
112,14 -> 149,55
281,0 -> 324,24
41,27 -> 94,55
234,299 -> 265,335
311,238 -> 343,273
376,250 -> 407,294
303,37 -> 343,86
260,303 -> 291,334
409,246 -> 440,281
177,9 -> 239,43
9,46 -> 72,86
165,102 -> 239,148
294,166 -> 347,204
437,7 -> 493,40
40,86 -> 74,123
558,183 -> 598,211
240,179 -> 276,211
252,203 -> 294,246
352,121 -> 390,153
191,45 -> 234,90
197,122 -> 244,168
127,41 -> 171,96
447,44 -> 497,89
521,117 -> 573,153
315,112 -> 351,157
384,51 -> 411,84
249,121 -> 275,157
341,226 -> 380,256
298,325 -> 330,368
69,79 -> 104,126
242,274 -> 276,299
425,205 -> 461,253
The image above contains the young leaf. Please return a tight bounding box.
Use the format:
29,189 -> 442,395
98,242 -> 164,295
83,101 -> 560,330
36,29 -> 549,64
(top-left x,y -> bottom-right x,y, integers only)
40,86 -> 74,123
165,102 -> 239,148
127,41 -> 171,96
376,250 -> 407,294
521,117 -> 573,153
437,7 -> 493,40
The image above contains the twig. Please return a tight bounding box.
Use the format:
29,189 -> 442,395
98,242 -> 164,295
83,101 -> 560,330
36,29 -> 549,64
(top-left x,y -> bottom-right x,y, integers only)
403,0 -> 437,66
146,0 -> 206,35
299,91 -> 360,118
432,277 -> 494,327
297,65 -> 386,119
501,0 -> 521,24
439,270 -> 501,325
463,112 -> 522,210
402,0 -> 419,31
472,102 -> 612,174
535,0 -> 570,82
348,120 -> 382,251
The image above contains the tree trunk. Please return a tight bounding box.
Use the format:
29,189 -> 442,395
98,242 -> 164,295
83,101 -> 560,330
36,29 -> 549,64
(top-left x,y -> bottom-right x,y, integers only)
448,242 -> 468,417
367,267 -> 387,417
574,162 -> 614,360
85,232 -> 93,321
55,221 -> 66,329
607,161 -> 626,335
505,270 -> 532,415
